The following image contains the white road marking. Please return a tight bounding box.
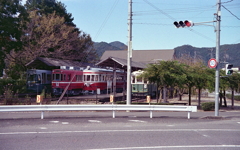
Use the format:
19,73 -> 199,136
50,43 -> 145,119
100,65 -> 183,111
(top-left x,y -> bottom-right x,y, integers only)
61,122 -> 69,125
88,120 -> 101,123
49,121 -> 59,123
128,120 -> 146,123
39,127 -> 47,130
87,145 -> 240,150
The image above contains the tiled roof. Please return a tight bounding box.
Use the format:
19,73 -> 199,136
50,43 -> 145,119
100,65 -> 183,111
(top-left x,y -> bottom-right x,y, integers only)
101,49 -> 174,63
25,57 -> 93,68
96,57 -> 147,70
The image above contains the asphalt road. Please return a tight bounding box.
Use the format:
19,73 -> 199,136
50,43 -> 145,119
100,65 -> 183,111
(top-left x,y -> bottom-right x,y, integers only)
0,111 -> 240,150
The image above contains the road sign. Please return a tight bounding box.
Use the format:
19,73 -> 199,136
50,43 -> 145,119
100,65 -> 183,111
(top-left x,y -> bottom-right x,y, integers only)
110,95 -> 114,103
147,96 -> 151,103
208,58 -> 217,68
36,95 -> 43,103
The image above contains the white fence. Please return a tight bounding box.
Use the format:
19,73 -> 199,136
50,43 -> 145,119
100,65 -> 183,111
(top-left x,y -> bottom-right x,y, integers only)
0,104 -> 197,119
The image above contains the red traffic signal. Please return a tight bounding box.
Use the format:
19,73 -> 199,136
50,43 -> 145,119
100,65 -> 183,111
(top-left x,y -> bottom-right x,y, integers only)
184,20 -> 193,27
173,20 -> 193,28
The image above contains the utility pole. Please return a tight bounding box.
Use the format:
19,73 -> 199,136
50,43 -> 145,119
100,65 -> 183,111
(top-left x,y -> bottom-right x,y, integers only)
215,0 -> 221,116
126,0 -> 132,105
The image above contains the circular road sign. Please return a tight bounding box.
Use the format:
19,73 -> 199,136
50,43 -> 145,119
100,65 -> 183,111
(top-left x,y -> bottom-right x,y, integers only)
208,58 -> 217,68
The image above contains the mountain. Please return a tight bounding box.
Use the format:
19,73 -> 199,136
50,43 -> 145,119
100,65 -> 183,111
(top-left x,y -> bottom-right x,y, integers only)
109,41 -> 127,50
93,41 -> 127,57
174,43 -> 240,67
94,41 -> 240,67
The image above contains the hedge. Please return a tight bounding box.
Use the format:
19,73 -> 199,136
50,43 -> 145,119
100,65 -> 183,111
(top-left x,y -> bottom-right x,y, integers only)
201,102 -> 215,111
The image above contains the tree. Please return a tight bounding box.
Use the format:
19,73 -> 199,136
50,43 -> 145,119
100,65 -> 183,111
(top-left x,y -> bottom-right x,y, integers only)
22,0 -> 97,63
0,0 -> 28,76
142,60 -> 187,103
228,71 -> 240,108
25,0 -> 75,27
19,11 -> 96,65
193,63 -> 214,106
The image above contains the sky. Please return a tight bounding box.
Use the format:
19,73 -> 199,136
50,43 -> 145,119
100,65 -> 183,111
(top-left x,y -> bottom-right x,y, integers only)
23,0 -> 240,50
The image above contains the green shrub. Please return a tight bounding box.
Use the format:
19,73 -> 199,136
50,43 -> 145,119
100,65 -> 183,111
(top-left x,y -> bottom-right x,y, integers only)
0,78 -> 27,96
226,94 -> 240,101
201,102 -> 215,111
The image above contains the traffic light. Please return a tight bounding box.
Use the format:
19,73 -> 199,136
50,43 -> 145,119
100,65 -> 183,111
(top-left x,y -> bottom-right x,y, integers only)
225,64 -> 233,75
173,20 -> 193,28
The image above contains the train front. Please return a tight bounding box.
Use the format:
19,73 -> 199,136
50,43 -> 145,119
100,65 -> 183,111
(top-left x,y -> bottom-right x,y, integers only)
26,69 -> 52,94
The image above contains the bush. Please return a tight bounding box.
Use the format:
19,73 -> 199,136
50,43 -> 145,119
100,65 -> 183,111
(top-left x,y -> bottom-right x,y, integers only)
226,94 -> 240,101
0,78 -> 27,96
201,102 -> 215,111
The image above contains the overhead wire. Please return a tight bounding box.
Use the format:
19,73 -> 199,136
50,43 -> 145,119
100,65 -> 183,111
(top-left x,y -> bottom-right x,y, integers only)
142,0 -> 215,43
93,0 -> 120,41
221,5 -> 240,20
81,0 -> 119,63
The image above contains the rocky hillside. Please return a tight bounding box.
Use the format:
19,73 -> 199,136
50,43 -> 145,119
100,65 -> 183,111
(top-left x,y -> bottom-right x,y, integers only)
94,41 -> 240,67
94,41 -> 127,57
174,43 -> 240,67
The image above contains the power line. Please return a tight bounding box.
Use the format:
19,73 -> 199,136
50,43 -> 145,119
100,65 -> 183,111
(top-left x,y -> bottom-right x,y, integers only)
222,5 -> 240,20
93,0 -> 120,41
142,0 -> 176,21
221,0 -> 234,4
142,0 -> 215,43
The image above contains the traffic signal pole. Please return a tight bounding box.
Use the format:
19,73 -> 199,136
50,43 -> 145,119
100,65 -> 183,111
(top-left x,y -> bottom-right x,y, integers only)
215,0 -> 221,116
173,1 -> 221,116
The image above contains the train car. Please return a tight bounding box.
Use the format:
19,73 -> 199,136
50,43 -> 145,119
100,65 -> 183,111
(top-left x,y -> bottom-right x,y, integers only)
131,70 -> 157,97
83,67 -> 126,94
52,68 -> 84,95
26,69 -> 52,94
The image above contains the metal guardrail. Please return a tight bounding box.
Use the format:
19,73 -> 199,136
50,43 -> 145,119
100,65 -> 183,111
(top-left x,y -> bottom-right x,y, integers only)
0,105 -> 197,119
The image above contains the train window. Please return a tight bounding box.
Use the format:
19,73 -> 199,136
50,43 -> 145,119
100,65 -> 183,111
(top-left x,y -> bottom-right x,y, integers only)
28,74 -> 41,83
106,75 -> 111,80
55,74 -> 61,81
144,78 -> 148,84
91,75 -> 94,81
47,74 -> 51,81
42,73 -> 46,84
95,75 -> 98,81
117,76 -> 123,81
132,76 -> 135,83
99,75 -> 102,81
102,75 -> 105,81
137,77 -> 142,83
85,75 -> 90,81
68,75 -> 71,81
76,75 -> 82,81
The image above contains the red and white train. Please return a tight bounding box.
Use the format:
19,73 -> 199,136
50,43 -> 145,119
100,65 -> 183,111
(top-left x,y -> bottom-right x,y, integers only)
52,66 -> 126,95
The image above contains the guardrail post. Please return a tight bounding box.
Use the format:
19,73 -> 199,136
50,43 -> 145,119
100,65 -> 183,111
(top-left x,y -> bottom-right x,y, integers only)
150,110 -> 153,118
41,111 -> 44,119
113,110 -> 115,118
